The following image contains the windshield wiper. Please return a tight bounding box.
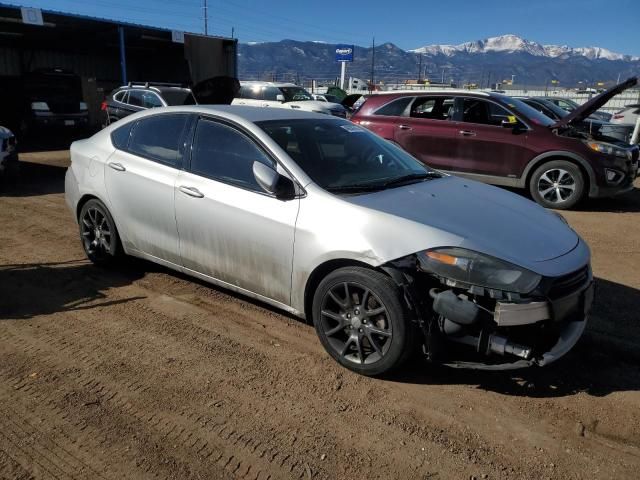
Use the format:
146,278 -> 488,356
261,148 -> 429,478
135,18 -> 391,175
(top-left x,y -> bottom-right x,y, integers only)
325,172 -> 441,194
379,172 -> 442,187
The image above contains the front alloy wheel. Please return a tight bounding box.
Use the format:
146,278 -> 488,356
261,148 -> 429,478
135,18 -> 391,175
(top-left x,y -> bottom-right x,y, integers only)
312,267 -> 414,376
530,160 -> 585,210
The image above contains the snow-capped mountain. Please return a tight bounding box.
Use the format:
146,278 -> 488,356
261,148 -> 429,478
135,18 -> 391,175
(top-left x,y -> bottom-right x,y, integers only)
411,34 -> 639,61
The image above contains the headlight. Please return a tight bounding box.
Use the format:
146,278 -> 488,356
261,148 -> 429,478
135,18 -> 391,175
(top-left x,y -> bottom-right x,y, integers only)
79,101 -> 88,111
31,101 -> 50,111
584,141 -> 628,159
417,247 -> 541,294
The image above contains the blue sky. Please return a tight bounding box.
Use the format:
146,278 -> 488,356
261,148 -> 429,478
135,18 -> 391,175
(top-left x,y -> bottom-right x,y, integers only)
9,0 -> 639,56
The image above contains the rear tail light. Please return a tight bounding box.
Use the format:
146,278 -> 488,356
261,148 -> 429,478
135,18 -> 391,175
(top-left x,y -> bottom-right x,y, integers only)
612,114 -> 624,119
100,101 -> 108,111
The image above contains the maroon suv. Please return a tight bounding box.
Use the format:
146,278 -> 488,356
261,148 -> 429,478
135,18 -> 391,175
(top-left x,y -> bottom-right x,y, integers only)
352,78 -> 639,209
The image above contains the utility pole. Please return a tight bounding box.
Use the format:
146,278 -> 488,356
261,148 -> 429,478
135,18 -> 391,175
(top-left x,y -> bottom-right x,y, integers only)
203,0 -> 208,35
370,36 -> 375,90
417,54 -> 422,82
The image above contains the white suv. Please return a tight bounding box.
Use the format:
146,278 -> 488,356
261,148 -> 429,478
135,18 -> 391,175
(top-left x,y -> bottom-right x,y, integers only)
233,81 -> 346,117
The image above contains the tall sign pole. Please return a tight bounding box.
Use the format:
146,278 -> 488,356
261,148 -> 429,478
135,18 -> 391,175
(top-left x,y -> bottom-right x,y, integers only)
203,0 -> 208,35
335,45 -> 354,91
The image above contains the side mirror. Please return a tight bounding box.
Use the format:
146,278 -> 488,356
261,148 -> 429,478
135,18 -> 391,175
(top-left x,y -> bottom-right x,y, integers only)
252,161 -> 296,200
276,94 -> 285,103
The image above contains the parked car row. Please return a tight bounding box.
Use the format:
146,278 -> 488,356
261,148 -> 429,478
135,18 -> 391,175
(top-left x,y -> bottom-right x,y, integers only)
351,78 -> 639,209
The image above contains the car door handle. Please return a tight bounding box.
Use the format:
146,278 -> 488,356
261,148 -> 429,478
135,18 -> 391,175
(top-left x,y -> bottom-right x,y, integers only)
459,130 -> 476,136
108,162 -> 126,171
179,186 -> 204,198
398,124 -> 412,130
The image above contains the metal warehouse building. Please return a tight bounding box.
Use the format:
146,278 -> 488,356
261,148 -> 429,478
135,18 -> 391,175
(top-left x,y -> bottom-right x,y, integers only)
0,4 -> 237,129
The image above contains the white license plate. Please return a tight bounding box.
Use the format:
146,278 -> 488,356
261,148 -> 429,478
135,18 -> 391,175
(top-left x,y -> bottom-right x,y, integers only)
64,120 -> 75,126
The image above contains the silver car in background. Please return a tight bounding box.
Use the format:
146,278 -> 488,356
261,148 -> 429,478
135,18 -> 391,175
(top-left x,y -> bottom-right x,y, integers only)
65,106 -> 594,376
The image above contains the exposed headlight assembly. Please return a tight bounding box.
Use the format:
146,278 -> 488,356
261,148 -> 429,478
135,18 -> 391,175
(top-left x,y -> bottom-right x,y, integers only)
584,141 -> 628,159
417,247 -> 541,294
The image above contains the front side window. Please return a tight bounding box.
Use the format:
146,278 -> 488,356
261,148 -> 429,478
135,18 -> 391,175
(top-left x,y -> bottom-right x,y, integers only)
128,114 -> 189,166
190,119 -> 275,192
257,119 -> 438,193
162,90 -> 197,106
461,99 -> 512,126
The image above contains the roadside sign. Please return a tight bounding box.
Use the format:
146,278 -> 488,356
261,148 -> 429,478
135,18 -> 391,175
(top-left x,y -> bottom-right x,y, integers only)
172,30 -> 185,44
335,45 -> 354,62
21,7 -> 43,26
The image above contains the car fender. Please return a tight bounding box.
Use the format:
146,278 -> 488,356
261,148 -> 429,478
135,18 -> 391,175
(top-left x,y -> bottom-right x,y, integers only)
519,150 -> 597,196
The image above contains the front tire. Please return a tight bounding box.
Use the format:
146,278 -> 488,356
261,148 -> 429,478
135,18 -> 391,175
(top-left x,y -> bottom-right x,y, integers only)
78,199 -> 122,265
529,160 -> 585,210
312,267 -> 416,376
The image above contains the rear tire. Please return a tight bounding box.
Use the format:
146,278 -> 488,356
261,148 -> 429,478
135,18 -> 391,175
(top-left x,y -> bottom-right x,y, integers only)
529,160 -> 585,210
312,266 -> 417,376
78,199 -> 123,265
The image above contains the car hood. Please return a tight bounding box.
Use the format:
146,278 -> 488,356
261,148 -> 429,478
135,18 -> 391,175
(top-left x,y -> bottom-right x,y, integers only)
343,176 -> 579,269
551,77 -> 638,129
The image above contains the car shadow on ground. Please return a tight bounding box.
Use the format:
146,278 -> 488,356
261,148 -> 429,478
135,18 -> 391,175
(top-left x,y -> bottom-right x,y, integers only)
0,158 -> 66,197
392,277 -> 640,398
0,260 -> 146,320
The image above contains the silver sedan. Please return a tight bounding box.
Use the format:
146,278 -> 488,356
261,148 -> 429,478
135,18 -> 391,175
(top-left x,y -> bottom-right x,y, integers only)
65,106 -> 594,376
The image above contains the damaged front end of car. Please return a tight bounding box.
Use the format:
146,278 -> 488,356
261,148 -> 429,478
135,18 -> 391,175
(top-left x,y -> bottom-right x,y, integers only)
383,247 -> 594,370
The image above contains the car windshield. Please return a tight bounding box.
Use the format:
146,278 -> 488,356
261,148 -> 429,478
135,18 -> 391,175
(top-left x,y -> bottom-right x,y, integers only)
257,119 -> 440,193
503,97 -> 556,126
534,99 -> 573,119
280,87 -> 313,102
161,90 -> 197,106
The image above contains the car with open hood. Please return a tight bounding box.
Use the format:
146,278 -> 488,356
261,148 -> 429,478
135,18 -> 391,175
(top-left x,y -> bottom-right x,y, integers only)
65,105 -> 594,376
351,78 -> 639,209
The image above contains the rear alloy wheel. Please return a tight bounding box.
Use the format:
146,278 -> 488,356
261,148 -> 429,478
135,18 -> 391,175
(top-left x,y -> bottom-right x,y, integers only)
312,267 -> 415,376
79,199 -> 122,265
530,160 -> 585,210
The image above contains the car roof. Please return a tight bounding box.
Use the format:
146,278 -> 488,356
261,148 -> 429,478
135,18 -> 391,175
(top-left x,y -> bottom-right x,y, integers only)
115,105 -> 336,123
368,89 -> 491,97
239,81 -> 298,87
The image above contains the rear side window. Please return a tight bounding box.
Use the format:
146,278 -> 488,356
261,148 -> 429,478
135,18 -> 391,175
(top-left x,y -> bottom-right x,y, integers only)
374,97 -> 412,116
114,90 -> 127,103
238,85 -> 262,100
127,90 -> 144,107
128,114 -> 189,167
111,121 -> 134,150
190,119 -> 274,192
410,96 -> 454,120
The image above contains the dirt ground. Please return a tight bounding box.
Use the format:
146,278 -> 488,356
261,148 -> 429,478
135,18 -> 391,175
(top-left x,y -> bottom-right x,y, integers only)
1,152 -> 639,480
